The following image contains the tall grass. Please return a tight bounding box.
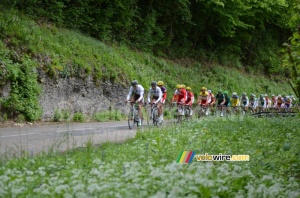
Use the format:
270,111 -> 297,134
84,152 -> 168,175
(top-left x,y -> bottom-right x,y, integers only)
0,117 -> 299,197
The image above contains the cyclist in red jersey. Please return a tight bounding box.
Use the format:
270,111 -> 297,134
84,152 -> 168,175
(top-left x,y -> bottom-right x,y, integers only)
177,84 -> 187,104
185,86 -> 194,116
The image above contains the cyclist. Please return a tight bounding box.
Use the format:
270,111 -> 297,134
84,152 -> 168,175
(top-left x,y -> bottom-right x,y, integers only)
223,91 -> 231,115
285,96 -> 292,111
171,84 -> 187,115
157,81 -> 167,104
197,87 -> 210,115
147,81 -> 163,123
157,81 -> 167,121
270,94 -> 277,109
264,94 -> 271,109
257,94 -> 266,112
276,95 -> 284,110
230,92 -> 240,113
216,90 -> 225,116
240,92 -> 249,113
171,84 -> 181,104
208,90 -> 216,107
249,94 -> 257,112
185,86 -> 194,116
125,80 -> 145,126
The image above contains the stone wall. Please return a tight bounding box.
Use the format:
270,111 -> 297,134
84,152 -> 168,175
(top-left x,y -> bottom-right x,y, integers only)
39,75 -> 129,121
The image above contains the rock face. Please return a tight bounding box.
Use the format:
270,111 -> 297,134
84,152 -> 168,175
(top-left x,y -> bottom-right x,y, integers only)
39,75 -> 129,121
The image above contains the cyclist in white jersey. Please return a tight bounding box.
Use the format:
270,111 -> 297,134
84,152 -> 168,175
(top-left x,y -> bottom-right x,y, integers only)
125,80 -> 144,125
147,81 -> 163,123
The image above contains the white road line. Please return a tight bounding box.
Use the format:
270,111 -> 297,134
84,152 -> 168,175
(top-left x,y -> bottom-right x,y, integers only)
0,124 -> 129,138
0,133 -> 40,138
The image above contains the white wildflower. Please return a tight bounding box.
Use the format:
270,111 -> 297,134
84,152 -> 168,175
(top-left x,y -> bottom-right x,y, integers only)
54,184 -> 69,194
11,186 -> 26,197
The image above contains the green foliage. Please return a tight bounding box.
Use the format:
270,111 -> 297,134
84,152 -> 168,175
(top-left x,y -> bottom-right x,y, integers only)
94,109 -> 124,122
0,118 -> 299,197
53,109 -> 70,122
0,0 -> 293,73
281,1 -> 300,98
72,112 -> 85,122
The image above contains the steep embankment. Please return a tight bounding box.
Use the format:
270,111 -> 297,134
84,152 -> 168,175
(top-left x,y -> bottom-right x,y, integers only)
0,9 -> 292,121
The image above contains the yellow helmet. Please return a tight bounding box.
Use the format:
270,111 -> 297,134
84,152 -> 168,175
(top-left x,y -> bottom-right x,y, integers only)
181,84 -> 186,88
176,84 -> 182,89
201,87 -> 207,91
157,81 -> 164,86
186,86 -> 191,91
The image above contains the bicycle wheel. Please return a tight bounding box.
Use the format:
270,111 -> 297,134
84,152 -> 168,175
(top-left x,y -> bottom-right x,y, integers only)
147,108 -> 152,126
172,109 -> 180,124
185,108 -> 191,121
153,108 -> 159,126
197,107 -> 204,119
128,110 -> 135,130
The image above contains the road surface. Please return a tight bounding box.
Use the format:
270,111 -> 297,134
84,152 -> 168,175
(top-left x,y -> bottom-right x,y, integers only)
0,121 -> 138,158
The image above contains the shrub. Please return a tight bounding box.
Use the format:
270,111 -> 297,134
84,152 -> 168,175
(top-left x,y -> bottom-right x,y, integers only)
73,112 -> 85,122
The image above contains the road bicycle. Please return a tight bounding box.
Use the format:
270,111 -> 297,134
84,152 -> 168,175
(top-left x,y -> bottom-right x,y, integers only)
196,104 -> 208,119
127,101 -> 142,129
147,103 -> 162,127
184,104 -> 193,121
172,102 -> 185,124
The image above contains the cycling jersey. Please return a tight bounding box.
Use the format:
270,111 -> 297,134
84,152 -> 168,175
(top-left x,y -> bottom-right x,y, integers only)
230,96 -> 240,107
186,91 -> 194,106
126,85 -> 144,102
159,86 -> 167,103
240,96 -> 249,106
177,88 -> 187,103
257,97 -> 266,108
249,97 -> 257,108
285,98 -> 292,108
277,97 -> 283,107
147,86 -> 162,104
224,95 -> 230,106
271,97 -> 277,107
216,93 -> 225,105
198,91 -> 210,105
265,97 -> 271,108
209,93 -> 216,104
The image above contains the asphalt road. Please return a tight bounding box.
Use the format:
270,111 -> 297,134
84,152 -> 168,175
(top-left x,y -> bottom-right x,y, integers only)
0,121 -> 139,158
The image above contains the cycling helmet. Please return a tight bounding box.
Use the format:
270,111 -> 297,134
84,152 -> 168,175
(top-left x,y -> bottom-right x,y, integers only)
151,81 -> 157,86
242,92 -> 246,96
201,87 -> 207,91
157,81 -> 164,86
264,94 -> 268,97
218,90 -> 222,94
131,80 -> 138,86
271,94 -> 275,97
208,90 -> 212,93
176,84 -> 182,89
223,91 -> 228,95
182,84 -> 186,88
250,93 -> 255,97
186,86 -> 191,91
278,94 -> 281,97
286,96 -> 290,99
232,92 -> 237,96
260,94 -> 263,97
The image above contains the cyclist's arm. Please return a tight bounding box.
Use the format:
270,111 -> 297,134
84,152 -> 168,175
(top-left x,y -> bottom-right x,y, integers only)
126,87 -> 133,101
147,89 -> 151,104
